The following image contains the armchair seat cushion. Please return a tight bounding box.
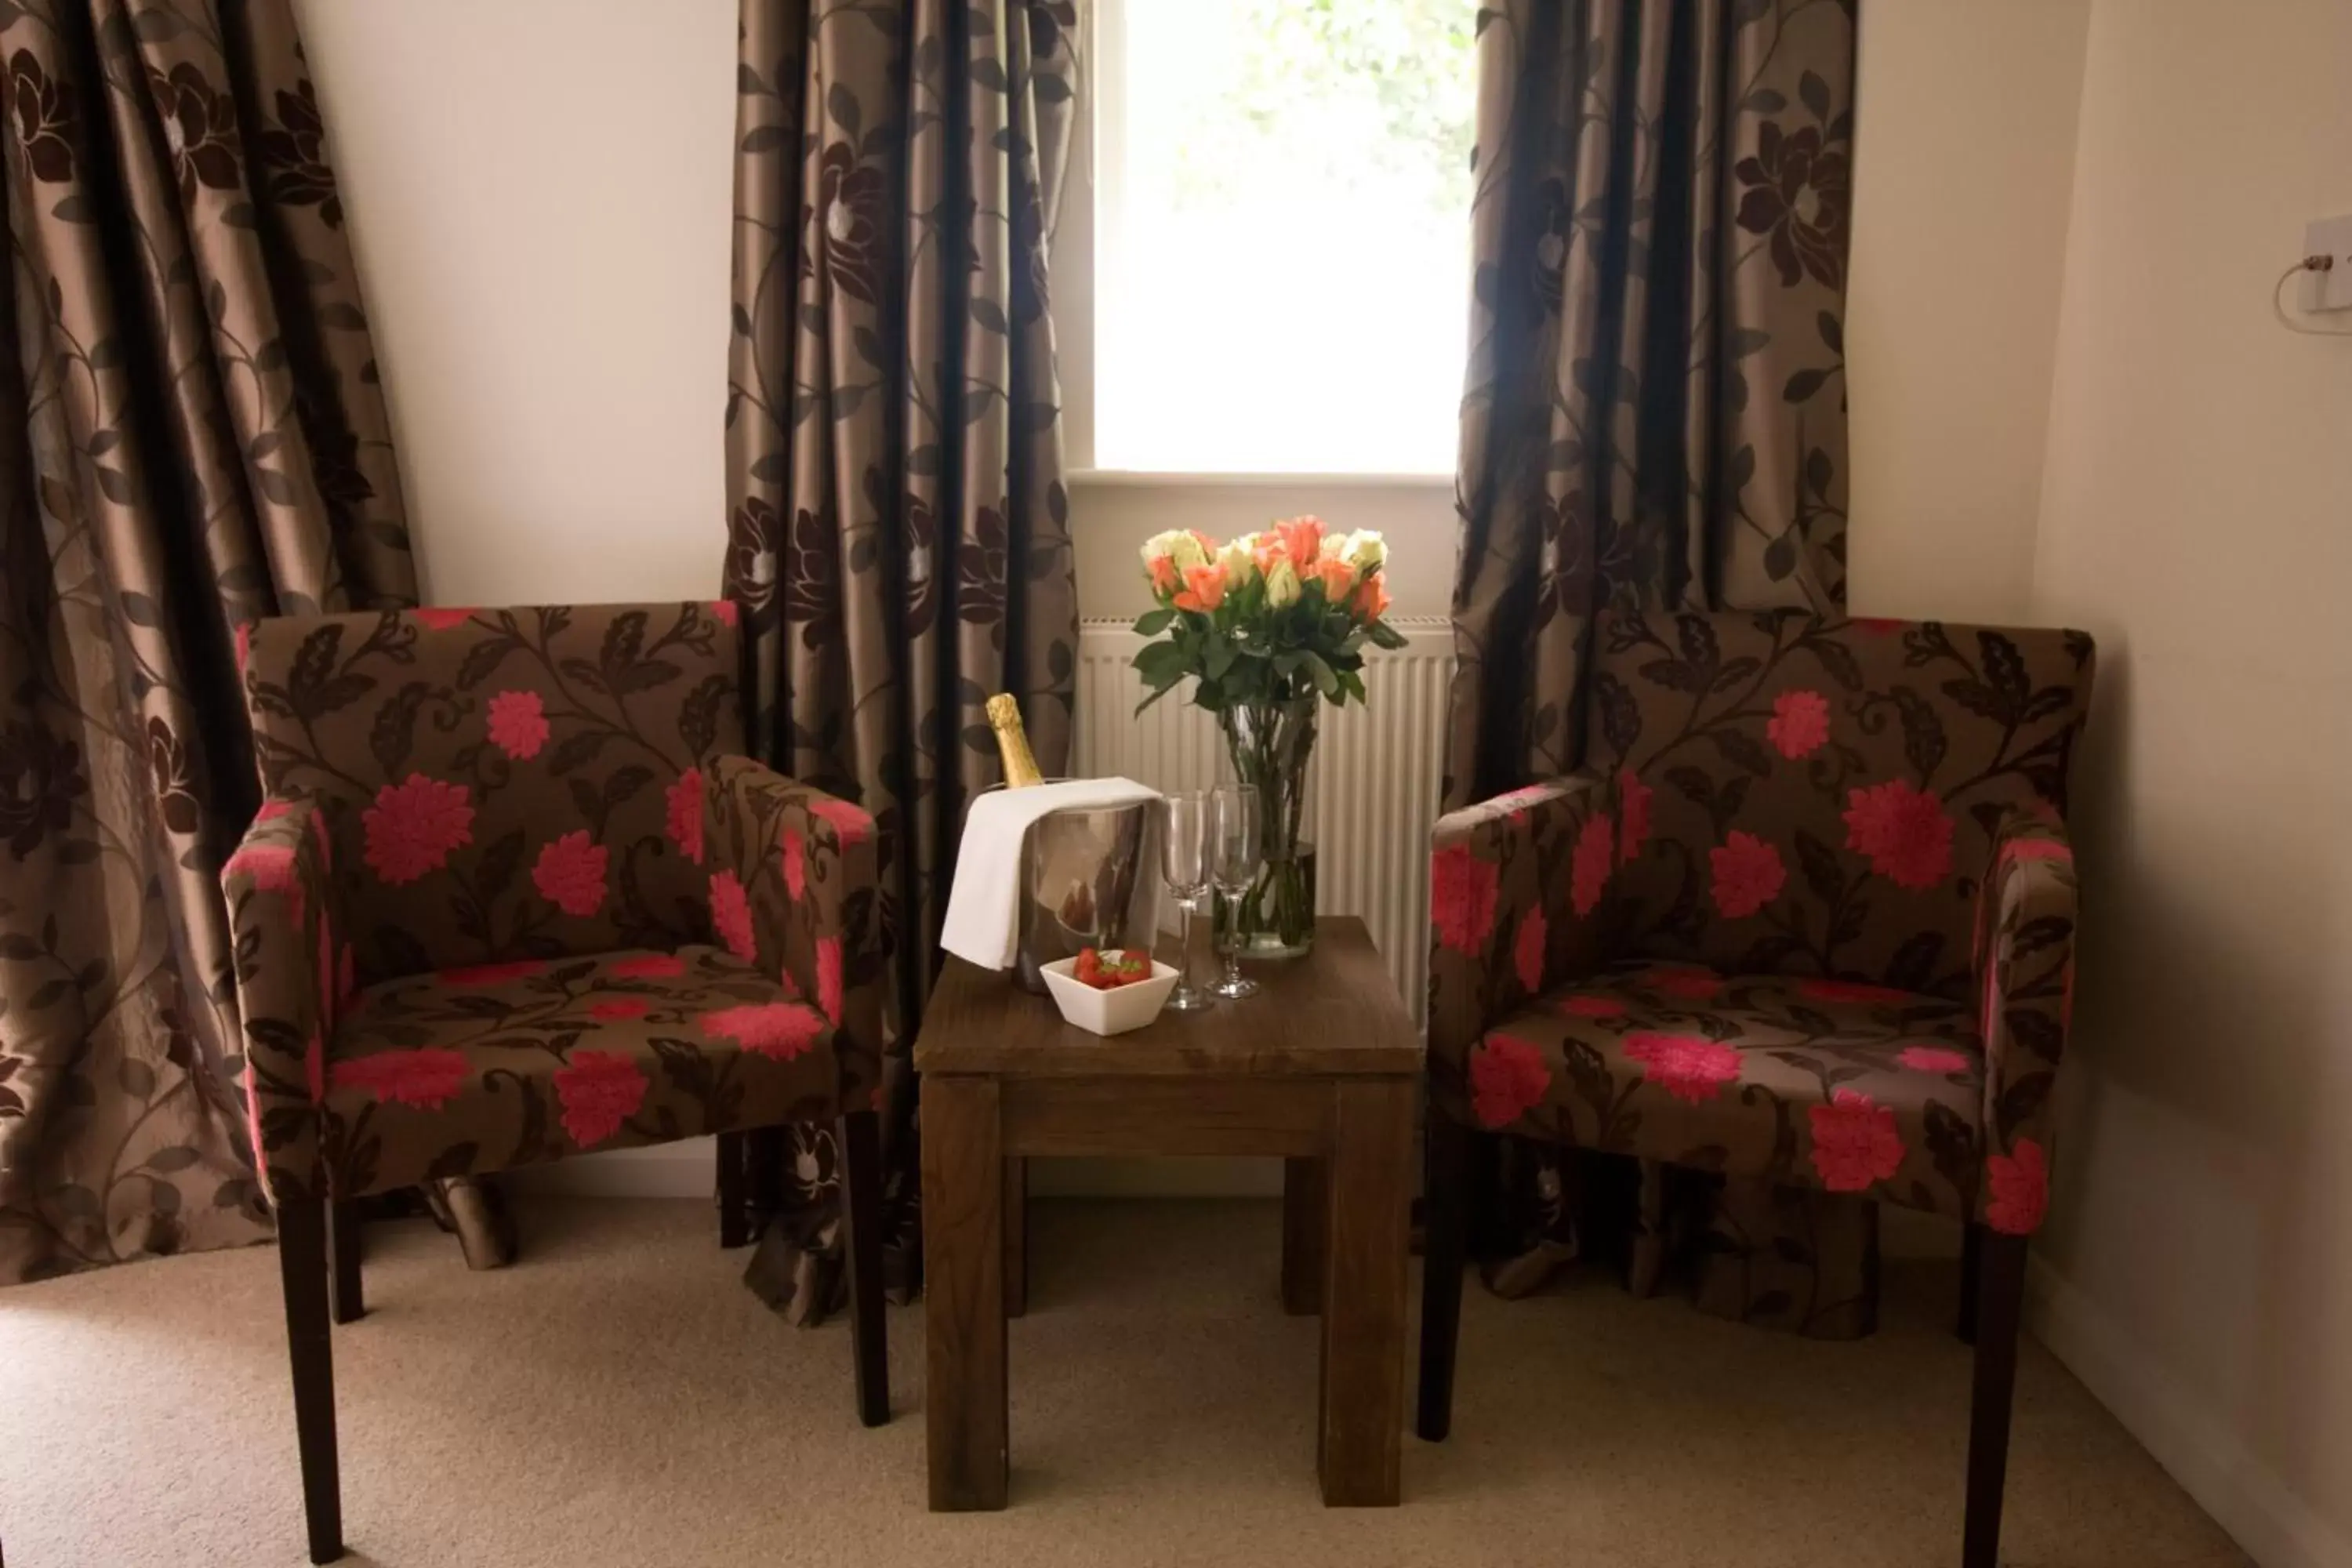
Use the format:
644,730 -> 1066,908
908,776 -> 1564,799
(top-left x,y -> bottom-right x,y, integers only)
321,945 -> 838,1197
1454,963 -> 1990,1221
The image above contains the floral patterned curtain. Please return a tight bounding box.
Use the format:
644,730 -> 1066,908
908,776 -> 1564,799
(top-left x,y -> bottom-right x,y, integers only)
1444,0 -> 1863,1325
724,0 -> 1080,1319
1,0 -> 410,1283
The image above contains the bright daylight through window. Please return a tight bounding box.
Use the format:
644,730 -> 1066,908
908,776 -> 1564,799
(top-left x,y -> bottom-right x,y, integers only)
1094,0 -> 1476,475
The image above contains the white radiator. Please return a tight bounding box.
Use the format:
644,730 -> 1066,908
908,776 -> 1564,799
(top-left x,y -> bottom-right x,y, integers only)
1070,616 -> 1454,1025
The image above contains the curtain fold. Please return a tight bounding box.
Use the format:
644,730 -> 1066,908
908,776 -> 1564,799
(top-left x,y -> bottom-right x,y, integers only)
0,0 -> 412,1283
1445,0 -> 1862,1329
725,0 -> 1080,1320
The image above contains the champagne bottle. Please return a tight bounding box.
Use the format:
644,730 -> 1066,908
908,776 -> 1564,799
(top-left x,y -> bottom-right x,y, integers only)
985,693 -> 1044,788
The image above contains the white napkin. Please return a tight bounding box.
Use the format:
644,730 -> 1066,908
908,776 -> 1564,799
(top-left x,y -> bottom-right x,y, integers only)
942,778 -> 1163,969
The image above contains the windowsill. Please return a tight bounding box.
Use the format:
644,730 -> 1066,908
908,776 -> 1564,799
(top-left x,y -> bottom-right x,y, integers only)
1069,468 -> 1454,488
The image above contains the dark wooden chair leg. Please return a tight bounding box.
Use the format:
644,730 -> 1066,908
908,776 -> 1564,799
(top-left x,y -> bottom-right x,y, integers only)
717,1128 -> 755,1248
838,1109 -> 890,1427
278,1197 -> 344,1563
1415,1106 -> 1470,1443
1956,1221 -> 1984,1345
1962,1231 -> 2029,1568
326,1200 -> 364,1325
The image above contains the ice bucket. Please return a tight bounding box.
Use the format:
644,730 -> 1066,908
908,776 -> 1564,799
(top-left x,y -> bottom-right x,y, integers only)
978,782 -> 1156,994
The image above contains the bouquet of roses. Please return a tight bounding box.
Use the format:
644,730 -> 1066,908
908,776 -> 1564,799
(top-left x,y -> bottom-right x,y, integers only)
1130,515 -> 1405,713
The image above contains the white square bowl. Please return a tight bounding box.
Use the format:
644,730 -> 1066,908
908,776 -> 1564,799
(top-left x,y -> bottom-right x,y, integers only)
1036,953 -> 1181,1036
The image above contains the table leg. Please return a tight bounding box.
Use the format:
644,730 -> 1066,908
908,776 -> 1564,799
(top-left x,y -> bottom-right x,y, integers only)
924,1076 -> 1008,1511
1004,1156 -> 1029,1319
1317,1079 -> 1414,1507
1282,1156 -> 1326,1316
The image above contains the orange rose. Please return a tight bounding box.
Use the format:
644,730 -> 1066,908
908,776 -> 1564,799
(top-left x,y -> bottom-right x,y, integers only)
1312,555 -> 1355,601
1276,516 -> 1323,567
1148,554 -> 1180,597
1174,561 -> 1228,612
1349,573 -> 1391,619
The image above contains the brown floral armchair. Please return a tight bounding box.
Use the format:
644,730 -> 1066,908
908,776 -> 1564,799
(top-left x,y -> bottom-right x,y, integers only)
1419,608 -> 2092,1568
223,603 -> 889,1564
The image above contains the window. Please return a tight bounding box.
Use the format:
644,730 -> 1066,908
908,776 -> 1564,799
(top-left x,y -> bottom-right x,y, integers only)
1092,0 -> 1478,476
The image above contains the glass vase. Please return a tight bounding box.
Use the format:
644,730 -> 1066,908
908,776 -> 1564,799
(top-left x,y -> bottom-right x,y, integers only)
1214,696 -> 1318,960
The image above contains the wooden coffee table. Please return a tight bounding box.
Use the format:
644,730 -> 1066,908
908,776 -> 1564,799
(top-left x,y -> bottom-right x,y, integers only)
915,915 -> 1422,1510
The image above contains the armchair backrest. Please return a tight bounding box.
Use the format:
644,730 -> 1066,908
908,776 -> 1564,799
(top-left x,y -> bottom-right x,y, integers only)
242,603 -> 742,984
1590,608 -> 2093,998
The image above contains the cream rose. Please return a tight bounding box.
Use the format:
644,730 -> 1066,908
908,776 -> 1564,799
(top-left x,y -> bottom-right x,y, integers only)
1264,557 -> 1301,609
1344,530 -> 1388,573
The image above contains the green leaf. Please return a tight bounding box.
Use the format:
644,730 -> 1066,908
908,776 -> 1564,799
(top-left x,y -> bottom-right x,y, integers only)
1132,607 -> 1174,636
1365,619 -> 1411,651
1301,652 -> 1340,699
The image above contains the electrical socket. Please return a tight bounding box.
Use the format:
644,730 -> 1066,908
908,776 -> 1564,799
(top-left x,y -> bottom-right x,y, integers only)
2302,213 -> 2352,313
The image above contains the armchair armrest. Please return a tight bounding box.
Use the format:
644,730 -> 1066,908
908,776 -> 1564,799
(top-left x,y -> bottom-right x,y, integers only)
1427,772 -> 1615,1073
1974,806 -> 2078,1235
222,795 -> 339,1206
703,756 -> 887,1113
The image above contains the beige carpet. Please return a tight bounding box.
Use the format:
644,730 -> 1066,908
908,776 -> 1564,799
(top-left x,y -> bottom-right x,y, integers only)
1,1198 -> 2245,1568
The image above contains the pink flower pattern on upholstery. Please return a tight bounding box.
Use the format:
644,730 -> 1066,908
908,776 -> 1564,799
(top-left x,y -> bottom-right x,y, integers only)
1557,993 -> 1627,1018
666,767 -> 704,865
817,936 -> 844,1024
1570,812 -> 1613,916
1617,768 -> 1651,863
1986,1138 -> 2049,1234
1843,779 -> 1955,891
225,841 -> 299,895
441,960 -> 546,988
710,598 -> 739,627
1431,843 -> 1499,953
487,690 -> 550,760
590,999 -> 649,1021
1646,966 -> 1723,1000
532,830 -> 609,917
1766,688 -> 1831,758
254,797 -> 293,823
809,797 -> 873,847
414,608 -> 475,630
304,1033 -> 325,1104
1624,1032 -> 1742,1104
1471,1033 -> 1552,1129
332,1048 -> 468,1110
363,774 -> 474,884
699,1001 -> 826,1061
711,870 -> 756,961
1514,908 -> 1546,993
1710,831 -> 1785,918
553,1050 -> 647,1147
782,825 -> 805,901
1809,1089 -> 1904,1192
1998,836 -> 2071,873
1898,1046 -> 1973,1075
608,953 -> 687,980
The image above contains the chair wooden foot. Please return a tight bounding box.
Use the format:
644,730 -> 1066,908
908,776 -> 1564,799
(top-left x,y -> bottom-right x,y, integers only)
1962,1231 -> 2028,1568
1415,1106 -> 1469,1443
327,1200 -> 364,1325
278,1197 -> 344,1563
1956,1221 -> 1983,1345
717,1129 -> 756,1249
838,1109 -> 890,1427
1003,1156 -> 1028,1318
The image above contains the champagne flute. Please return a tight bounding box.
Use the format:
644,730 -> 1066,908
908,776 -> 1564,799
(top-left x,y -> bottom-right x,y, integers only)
1159,790 -> 1214,1011
1209,783 -> 1261,999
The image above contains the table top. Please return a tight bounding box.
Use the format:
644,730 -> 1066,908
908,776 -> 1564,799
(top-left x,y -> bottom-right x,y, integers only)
913,916 -> 1423,1079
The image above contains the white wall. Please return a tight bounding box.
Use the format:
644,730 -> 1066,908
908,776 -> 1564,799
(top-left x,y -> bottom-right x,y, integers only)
2024,3 -> 2352,1563
294,0 -> 738,608
1845,0 -> 2089,624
